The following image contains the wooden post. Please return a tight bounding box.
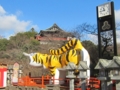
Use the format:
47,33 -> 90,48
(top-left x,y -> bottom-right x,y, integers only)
41,76 -> 44,88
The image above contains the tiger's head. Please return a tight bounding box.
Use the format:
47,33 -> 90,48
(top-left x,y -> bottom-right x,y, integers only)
23,52 -> 43,67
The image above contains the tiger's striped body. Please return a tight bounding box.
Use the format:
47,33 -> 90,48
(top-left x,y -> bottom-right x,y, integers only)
49,38 -> 83,55
23,38 -> 90,84
49,38 -> 90,84
24,49 -> 79,75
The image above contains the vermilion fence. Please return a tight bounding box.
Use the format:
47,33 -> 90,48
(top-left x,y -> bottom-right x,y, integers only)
16,75 -> 116,90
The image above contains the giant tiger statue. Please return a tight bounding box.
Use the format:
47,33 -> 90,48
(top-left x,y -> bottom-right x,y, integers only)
23,38 -> 90,84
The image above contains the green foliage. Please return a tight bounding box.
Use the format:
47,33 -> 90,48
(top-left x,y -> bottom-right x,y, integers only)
82,40 -> 95,47
0,39 -> 9,51
0,28 -> 40,59
7,28 -> 38,49
0,52 -> 11,59
82,40 -> 98,61
22,39 -> 40,52
30,39 -> 40,46
82,40 -> 98,54
82,40 -> 99,76
24,28 -> 37,39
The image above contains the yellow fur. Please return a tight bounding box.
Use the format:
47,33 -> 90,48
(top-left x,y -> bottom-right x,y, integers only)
49,38 -> 83,55
32,49 -> 80,76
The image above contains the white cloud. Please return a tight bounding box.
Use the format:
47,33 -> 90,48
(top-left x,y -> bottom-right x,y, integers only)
15,10 -> 23,17
30,25 -> 40,31
0,5 -> 6,15
116,30 -> 120,43
87,34 -> 98,44
115,9 -> 120,22
0,5 -> 38,39
0,15 -> 30,31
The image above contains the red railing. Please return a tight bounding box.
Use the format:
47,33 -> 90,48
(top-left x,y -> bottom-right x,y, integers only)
18,75 -> 51,88
16,75 -> 116,90
35,36 -> 67,41
89,77 -> 100,89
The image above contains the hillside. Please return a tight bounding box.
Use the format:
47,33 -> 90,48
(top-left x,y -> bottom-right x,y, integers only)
0,29 -> 68,77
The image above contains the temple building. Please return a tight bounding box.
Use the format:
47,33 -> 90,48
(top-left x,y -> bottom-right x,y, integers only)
35,23 -> 74,44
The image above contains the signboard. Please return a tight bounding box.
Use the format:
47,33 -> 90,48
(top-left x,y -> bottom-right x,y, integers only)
97,1 -> 117,59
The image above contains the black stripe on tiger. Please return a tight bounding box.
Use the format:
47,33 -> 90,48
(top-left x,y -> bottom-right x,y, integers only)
41,58 -> 43,64
61,47 -> 65,53
49,39 -> 79,55
76,51 -> 80,65
57,50 -> 60,55
76,59 -> 79,66
49,66 -> 55,69
71,39 -> 74,46
68,42 -> 72,48
66,51 -> 70,62
65,45 -> 69,50
73,39 -> 78,47
59,56 -> 62,66
38,59 -> 41,63
46,57 -> 49,63
72,49 -> 75,56
36,54 -> 38,62
33,54 -> 37,63
49,55 -> 52,65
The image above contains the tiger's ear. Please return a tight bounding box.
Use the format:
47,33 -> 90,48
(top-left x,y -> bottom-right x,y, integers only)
23,52 -> 30,57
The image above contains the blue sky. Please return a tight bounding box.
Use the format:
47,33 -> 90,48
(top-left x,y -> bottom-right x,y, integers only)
0,0 -> 120,43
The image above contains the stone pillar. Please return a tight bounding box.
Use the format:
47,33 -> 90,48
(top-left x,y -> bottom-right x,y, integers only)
116,80 -> 120,90
18,65 -> 23,78
7,65 -> 13,86
66,62 -> 89,90
18,70 -> 22,78
97,70 -> 113,90
107,78 -> 113,90
66,70 -> 76,90
106,70 -> 113,90
81,78 -> 86,90
97,70 -> 108,90
95,59 -> 114,90
79,71 -> 87,90
101,80 -> 107,90
77,61 -> 89,90
108,56 -> 120,90
111,76 -> 120,90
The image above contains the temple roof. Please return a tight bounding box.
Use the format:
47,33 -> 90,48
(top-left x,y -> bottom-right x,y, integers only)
38,23 -> 74,38
41,23 -> 63,32
45,23 -> 63,32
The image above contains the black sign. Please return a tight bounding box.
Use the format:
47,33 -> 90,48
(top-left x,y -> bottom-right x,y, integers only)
97,1 -> 117,59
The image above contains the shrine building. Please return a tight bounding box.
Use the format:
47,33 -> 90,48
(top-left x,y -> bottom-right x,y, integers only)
35,23 -> 74,44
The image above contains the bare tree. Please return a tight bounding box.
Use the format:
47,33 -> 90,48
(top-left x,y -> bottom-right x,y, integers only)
70,22 -> 120,40
116,22 -> 120,30
70,22 -> 120,59
70,23 -> 97,40
99,22 -> 120,59
100,30 -> 114,59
